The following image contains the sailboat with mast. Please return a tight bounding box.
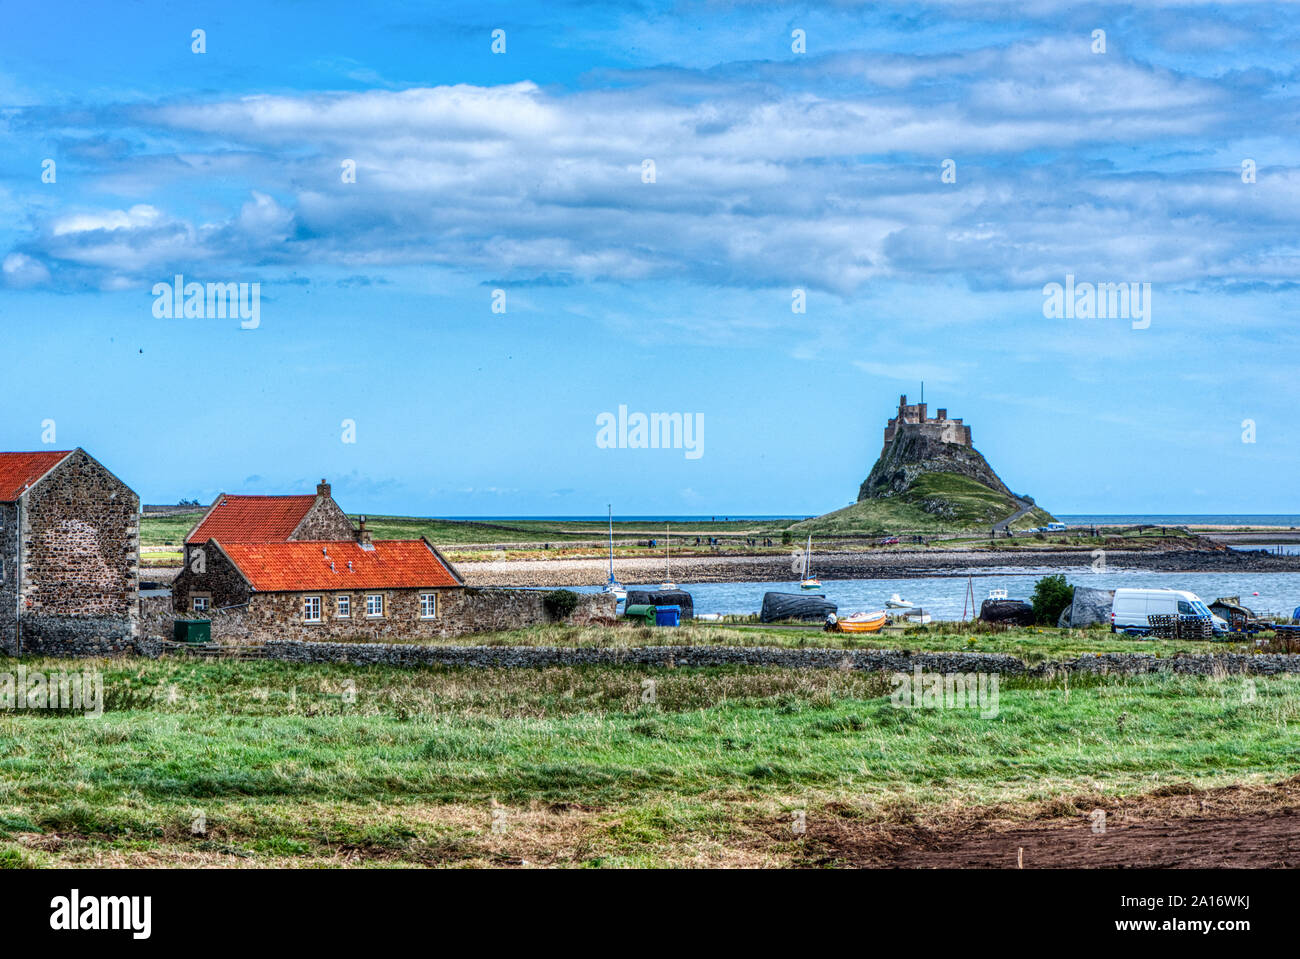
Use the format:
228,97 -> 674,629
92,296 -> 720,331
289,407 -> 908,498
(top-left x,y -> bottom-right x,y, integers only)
660,521 -> 677,590
601,505 -> 626,602
799,534 -> 822,590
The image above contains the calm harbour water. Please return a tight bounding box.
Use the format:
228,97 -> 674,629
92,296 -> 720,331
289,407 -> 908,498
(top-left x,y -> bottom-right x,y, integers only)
578,569 -> 1300,619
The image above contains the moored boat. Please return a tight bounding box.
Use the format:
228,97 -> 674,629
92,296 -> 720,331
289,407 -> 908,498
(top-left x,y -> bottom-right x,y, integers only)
799,534 -> 822,590
659,522 -> 677,590
601,504 -> 627,602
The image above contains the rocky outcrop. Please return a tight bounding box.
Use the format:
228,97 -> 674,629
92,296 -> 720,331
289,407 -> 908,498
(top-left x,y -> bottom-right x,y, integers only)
859,428 -> 1013,502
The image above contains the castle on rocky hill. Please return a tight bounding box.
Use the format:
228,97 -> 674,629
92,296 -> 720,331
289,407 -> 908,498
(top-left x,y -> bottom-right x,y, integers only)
881,394 -> 972,457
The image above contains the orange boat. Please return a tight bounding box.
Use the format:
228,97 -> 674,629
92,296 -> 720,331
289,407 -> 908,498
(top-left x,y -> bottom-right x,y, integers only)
826,610 -> 887,633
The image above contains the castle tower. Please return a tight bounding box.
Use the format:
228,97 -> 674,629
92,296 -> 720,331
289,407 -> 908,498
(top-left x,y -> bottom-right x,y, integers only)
881,395 -> 972,456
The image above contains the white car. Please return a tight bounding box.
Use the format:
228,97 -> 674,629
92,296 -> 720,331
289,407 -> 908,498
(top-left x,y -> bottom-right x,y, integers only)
1111,588 -> 1212,635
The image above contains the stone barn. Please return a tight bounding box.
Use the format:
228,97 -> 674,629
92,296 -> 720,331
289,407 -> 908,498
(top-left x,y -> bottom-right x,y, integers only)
0,449 -> 139,656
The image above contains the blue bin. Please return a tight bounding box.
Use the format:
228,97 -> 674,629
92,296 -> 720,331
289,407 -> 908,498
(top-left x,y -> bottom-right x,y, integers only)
655,605 -> 681,627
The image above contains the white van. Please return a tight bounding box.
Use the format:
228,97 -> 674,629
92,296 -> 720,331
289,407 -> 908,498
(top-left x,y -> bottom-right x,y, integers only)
1111,588 -> 1212,634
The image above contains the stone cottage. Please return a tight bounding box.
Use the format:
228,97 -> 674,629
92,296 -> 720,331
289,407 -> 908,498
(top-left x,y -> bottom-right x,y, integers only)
172,525 -> 476,640
182,479 -> 353,569
0,449 -> 139,656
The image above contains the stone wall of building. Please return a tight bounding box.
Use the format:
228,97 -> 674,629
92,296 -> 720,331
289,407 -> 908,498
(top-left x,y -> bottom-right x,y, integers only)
14,615 -> 138,657
291,483 -> 355,541
13,450 -> 139,653
151,587 -> 615,645
882,395 -> 973,456
141,593 -> 251,643
170,543 -> 252,615
0,503 -> 17,655
242,587 -> 616,642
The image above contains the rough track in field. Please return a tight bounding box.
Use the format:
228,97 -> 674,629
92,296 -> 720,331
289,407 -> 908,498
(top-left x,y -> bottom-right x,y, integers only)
782,777 -> 1300,868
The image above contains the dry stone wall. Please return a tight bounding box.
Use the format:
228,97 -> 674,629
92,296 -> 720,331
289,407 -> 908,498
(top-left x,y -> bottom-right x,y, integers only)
260,641 -> 1300,676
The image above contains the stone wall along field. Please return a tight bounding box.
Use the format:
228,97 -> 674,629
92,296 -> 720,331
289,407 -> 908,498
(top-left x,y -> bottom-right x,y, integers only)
261,641 -> 1300,676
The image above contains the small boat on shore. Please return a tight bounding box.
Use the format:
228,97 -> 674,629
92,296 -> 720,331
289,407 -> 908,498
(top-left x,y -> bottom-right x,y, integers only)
825,610 -> 887,633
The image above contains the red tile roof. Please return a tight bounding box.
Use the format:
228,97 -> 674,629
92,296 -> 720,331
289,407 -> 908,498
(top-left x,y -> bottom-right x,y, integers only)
187,494 -> 318,545
0,451 -> 73,501
216,539 -> 462,592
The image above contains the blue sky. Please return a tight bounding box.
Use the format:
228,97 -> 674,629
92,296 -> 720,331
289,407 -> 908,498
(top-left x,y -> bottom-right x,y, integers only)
1,0 -> 1298,516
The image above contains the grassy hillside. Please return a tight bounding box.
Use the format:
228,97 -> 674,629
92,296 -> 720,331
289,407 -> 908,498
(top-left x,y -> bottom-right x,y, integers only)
139,511 -> 205,547
795,472 -> 1054,535
1,654 -> 1296,867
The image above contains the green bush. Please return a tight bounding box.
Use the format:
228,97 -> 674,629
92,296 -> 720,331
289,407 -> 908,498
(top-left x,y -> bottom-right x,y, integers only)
542,589 -> 581,621
1031,574 -> 1075,625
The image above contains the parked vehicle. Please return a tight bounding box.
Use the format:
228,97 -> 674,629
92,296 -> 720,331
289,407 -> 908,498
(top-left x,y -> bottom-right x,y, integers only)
1045,522 -> 1067,532
878,536 -> 899,546
1111,588 -> 1213,635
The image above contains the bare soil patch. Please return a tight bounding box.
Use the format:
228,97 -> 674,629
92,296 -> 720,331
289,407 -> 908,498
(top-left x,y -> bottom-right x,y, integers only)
785,777 -> 1300,868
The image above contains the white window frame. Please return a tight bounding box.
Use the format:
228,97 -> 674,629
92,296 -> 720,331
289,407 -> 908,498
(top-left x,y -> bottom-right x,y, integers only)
193,595 -> 210,613
365,594 -> 384,618
419,593 -> 438,619
336,595 -> 351,618
304,596 -> 322,622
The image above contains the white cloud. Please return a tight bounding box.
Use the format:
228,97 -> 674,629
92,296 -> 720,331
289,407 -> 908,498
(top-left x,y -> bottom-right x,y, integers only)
8,39 -> 1299,295
2,252 -> 51,287
51,204 -> 161,236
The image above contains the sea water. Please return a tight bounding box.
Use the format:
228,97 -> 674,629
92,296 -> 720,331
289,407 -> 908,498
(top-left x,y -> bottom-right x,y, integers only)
578,569 -> 1300,619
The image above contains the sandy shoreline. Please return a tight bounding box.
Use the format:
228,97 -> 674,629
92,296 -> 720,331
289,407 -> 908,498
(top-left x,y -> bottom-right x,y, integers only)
456,548 -> 1300,587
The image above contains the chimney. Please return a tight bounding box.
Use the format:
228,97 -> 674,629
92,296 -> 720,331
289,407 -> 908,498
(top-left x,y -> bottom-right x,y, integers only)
317,478 -> 331,498
358,515 -> 374,550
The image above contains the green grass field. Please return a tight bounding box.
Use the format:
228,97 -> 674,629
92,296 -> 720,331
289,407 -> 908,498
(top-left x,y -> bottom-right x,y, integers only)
356,621 -> 1263,659
2,644 -> 1296,867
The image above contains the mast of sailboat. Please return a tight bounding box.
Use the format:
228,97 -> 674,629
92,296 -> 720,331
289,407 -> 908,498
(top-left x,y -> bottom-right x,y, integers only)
804,534 -> 812,579
607,504 -> 615,584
